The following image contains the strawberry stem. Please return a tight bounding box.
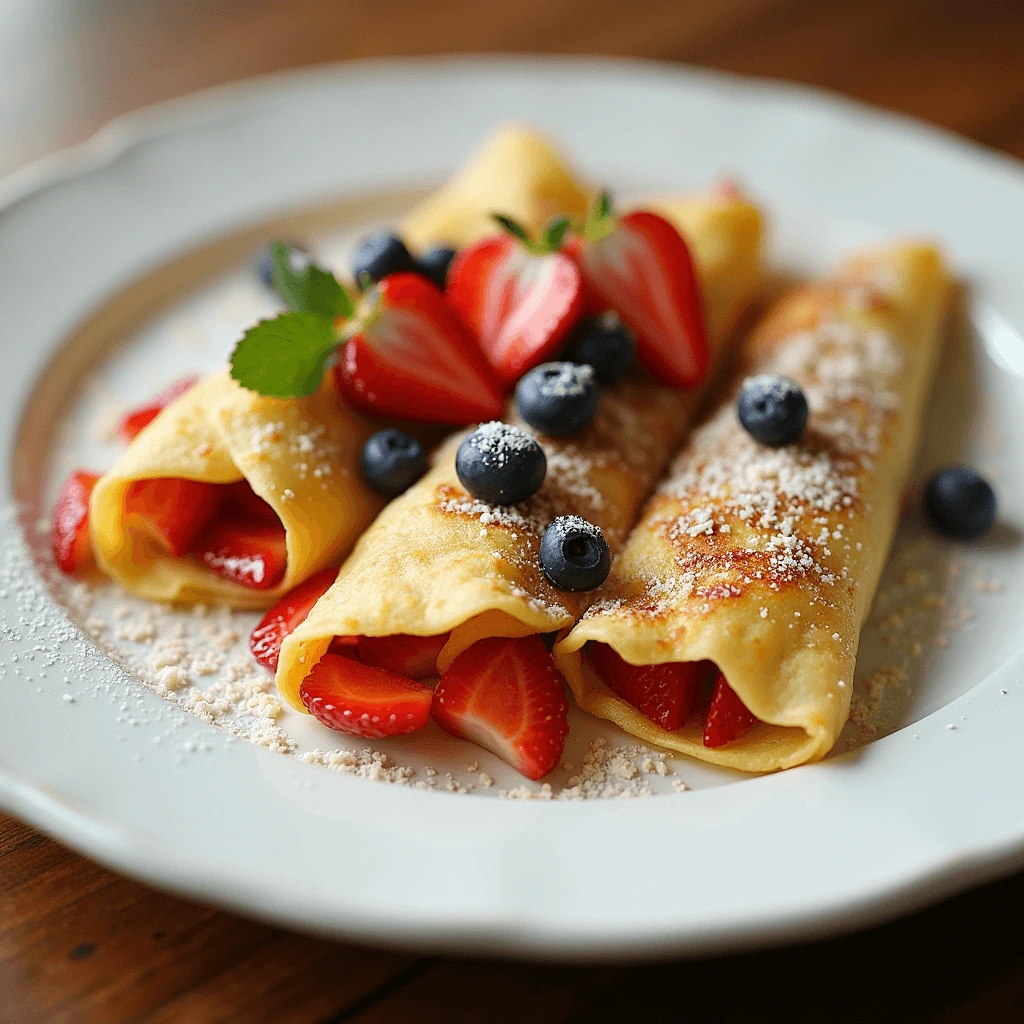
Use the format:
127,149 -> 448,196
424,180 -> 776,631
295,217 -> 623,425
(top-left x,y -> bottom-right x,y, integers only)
581,191 -> 617,243
491,212 -> 570,256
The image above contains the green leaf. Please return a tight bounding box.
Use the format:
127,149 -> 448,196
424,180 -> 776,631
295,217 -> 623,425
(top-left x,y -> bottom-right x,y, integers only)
543,216 -> 571,251
270,242 -> 354,319
230,312 -> 339,398
595,191 -> 611,220
491,213 -> 532,246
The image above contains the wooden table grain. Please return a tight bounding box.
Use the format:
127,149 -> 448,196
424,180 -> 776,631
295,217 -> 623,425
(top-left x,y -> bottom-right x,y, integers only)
3,1 -> 1024,1020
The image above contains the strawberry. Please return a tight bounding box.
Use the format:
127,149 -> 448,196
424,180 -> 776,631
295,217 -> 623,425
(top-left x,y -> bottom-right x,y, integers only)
299,654 -> 433,739
432,636 -> 569,780
117,375 -> 200,443
189,518 -> 287,590
358,633 -> 449,679
570,195 -> 709,389
222,480 -> 280,524
703,671 -> 758,748
123,478 -> 222,556
337,272 -> 504,425
446,215 -> 584,386
587,643 -> 700,732
249,566 -> 338,672
52,470 -> 100,574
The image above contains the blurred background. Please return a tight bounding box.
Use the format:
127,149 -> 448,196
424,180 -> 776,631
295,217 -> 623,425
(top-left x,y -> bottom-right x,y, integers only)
3,0 -> 1024,178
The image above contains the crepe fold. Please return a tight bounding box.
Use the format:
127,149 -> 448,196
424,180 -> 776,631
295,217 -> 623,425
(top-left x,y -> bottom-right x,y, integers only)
276,190 -> 765,710
555,242 -> 951,772
89,371 -> 383,609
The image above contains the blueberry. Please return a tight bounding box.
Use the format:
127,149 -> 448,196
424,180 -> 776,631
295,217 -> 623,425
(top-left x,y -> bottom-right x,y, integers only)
539,516 -> 611,591
352,233 -> 417,289
254,242 -> 310,290
515,362 -> 599,437
737,374 -> 809,447
455,422 -> 546,506
360,429 -> 428,498
569,312 -> 636,386
418,246 -> 457,289
923,467 -> 996,539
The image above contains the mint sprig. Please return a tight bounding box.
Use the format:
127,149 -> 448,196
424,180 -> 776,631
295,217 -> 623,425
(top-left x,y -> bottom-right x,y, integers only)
230,312 -> 339,399
271,242 -> 354,319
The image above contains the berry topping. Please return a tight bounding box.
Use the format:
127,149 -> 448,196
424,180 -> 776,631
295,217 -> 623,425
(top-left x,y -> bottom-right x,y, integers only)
571,198 -> 708,389
568,311 -> 636,386
360,429 -> 428,498
432,636 -> 569,780
117,375 -> 200,443
737,374 -> 809,447
255,242 -> 310,289
357,633 -> 449,679
446,216 -> 584,386
352,233 -> 418,288
587,644 -> 701,731
454,422 -> 546,506
221,480 -> 280,524
249,567 -> 338,672
515,362 -> 599,437
52,470 -> 100,574
703,672 -> 758,748
417,246 -> 457,289
123,478 -> 221,557
300,654 -> 433,739
337,272 -> 505,425
189,518 -> 287,590
923,466 -> 997,539
539,515 -> 610,591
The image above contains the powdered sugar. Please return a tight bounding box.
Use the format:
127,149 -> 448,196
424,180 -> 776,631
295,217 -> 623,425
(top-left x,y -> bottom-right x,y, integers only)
535,361 -> 595,398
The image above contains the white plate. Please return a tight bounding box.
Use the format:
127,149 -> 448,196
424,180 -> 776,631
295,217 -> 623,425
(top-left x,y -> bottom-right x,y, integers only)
2,57 -> 1024,960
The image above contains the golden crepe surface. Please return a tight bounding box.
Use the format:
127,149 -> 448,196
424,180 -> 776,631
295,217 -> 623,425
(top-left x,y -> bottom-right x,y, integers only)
555,242 -> 951,772
90,371 -> 383,609
277,187 -> 765,711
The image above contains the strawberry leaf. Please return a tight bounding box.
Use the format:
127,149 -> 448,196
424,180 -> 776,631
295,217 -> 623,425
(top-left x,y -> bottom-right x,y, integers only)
271,242 -> 354,319
491,213 -> 532,246
595,191 -> 611,220
543,216 -> 571,251
230,312 -> 338,398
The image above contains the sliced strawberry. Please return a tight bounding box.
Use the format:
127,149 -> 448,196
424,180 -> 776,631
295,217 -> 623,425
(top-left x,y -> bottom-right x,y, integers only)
358,633 -> 450,679
572,203 -> 709,389
123,478 -> 222,556
189,518 -> 287,590
432,636 -> 569,781
299,654 -> 433,739
222,479 -> 280,524
587,643 -> 700,732
52,470 -> 101,574
249,566 -> 338,671
117,375 -> 200,443
337,272 -> 504,425
703,672 -> 758,748
446,229 -> 584,386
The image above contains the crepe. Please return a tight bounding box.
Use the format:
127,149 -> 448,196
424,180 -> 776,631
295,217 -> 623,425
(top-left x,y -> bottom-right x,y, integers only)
276,188 -> 765,710
555,242 -> 951,772
89,371 -> 383,608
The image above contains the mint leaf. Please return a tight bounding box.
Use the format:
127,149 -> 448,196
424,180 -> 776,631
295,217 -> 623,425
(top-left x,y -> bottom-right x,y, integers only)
271,242 -> 354,319
230,312 -> 338,398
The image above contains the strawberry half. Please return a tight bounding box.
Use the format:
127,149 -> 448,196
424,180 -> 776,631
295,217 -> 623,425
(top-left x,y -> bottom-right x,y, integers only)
189,518 -> 287,590
703,671 -> 758,748
358,633 -> 450,679
299,654 -> 433,739
432,636 -> 569,780
52,470 -> 101,574
337,272 -> 504,425
222,479 -> 280,524
117,375 -> 200,443
587,643 -> 700,732
249,566 -> 338,672
446,215 -> 584,386
571,196 -> 709,389
123,478 -> 222,557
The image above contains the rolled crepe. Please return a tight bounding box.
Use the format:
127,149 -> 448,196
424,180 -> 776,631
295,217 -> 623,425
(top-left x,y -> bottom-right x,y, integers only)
90,371 -> 383,609
276,190 -> 765,710
555,242 -> 951,771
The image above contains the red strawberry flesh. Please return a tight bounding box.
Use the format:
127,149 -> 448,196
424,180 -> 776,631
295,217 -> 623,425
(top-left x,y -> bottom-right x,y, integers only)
249,566 -> 338,672
358,633 -> 450,679
703,671 -> 758,748
432,636 -> 569,780
117,375 -> 200,443
123,477 -> 222,557
189,518 -> 287,590
300,654 -> 433,739
52,470 -> 100,574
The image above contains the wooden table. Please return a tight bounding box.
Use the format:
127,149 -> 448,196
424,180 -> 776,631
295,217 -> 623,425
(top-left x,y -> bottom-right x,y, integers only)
3,1 -> 1024,1019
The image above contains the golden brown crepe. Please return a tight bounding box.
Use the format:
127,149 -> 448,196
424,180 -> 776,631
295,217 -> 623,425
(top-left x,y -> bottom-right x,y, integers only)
276,187 -> 765,711
89,371 -> 382,608
555,242 -> 951,771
